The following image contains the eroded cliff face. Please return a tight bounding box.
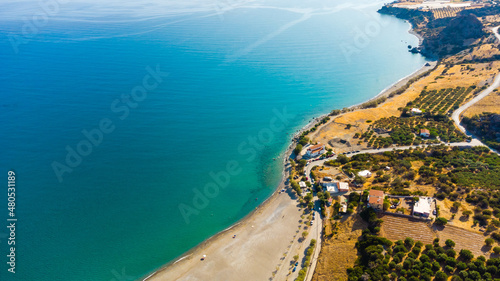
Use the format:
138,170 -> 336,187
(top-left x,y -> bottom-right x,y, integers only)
378,6 -> 486,59
422,14 -> 485,57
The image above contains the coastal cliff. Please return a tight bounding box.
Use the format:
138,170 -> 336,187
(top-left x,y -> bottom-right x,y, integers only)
378,6 -> 485,58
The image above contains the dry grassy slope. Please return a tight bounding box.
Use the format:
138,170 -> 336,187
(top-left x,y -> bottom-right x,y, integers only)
463,89 -> 500,117
312,215 -> 367,281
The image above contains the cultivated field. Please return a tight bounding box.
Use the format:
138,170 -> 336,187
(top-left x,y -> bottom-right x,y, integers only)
432,7 -> 464,19
380,215 -> 436,244
434,224 -> 489,257
412,86 -> 475,115
380,214 -> 490,257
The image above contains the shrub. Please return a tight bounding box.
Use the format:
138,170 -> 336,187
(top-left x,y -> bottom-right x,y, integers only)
459,249 -> 474,262
445,239 -> 456,248
485,238 -> 495,246
493,246 -> 500,254
435,217 -> 448,225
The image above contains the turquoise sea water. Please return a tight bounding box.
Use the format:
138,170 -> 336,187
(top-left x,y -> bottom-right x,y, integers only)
0,0 -> 427,280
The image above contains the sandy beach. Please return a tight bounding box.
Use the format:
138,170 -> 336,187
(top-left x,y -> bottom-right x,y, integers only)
146,174 -> 305,280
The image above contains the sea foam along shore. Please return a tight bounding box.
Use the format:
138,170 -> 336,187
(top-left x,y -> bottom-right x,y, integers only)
142,22 -> 433,281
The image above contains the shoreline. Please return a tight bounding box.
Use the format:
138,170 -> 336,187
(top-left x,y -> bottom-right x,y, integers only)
143,13 -> 432,281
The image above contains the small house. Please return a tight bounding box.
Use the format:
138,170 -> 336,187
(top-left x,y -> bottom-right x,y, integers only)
411,108 -> 423,115
413,197 -> 432,218
358,170 -> 372,178
367,189 -> 384,211
299,181 -> 307,189
322,181 -> 349,194
340,203 -> 348,213
306,144 -> 325,158
420,129 -> 430,138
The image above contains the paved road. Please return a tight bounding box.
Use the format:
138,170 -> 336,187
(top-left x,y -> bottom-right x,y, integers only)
493,26 -> 500,42
304,205 -> 322,281
451,73 -> 500,134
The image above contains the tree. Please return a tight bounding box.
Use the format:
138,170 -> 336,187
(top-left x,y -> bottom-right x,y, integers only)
337,154 -> 349,164
435,217 -> 448,226
459,249 -> 474,262
405,237 -> 415,248
462,210 -> 472,217
293,255 -> 299,261
302,231 -> 308,239
353,176 -> 366,185
307,201 -> 314,210
493,246 -> 500,254
485,238 -> 495,246
383,201 -> 390,211
294,144 -> 303,155
435,271 -> 448,281
304,193 -> 313,203
445,239 -> 456,248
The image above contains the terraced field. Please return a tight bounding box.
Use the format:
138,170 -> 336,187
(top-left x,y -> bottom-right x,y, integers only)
380,215 -> 436,244
434,224 -> 488,257
432,7 -> 464,19
380,215 -> 489,257
412,86 -> 475,115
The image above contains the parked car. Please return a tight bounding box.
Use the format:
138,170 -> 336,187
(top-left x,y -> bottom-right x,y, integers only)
293,266 -> 297,272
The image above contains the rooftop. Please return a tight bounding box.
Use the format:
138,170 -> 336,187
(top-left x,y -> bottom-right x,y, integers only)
414,197 -> 432,214
369,196 -> 383,205
308,144 -> 324,152
369,189 -> 384,198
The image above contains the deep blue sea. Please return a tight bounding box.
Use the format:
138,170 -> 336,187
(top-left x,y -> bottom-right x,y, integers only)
0,0 -> 426,280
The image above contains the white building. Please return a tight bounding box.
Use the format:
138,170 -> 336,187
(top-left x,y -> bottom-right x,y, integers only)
299,181 -> 307,189
413,197 -> 432,218
324,183 -> 338,194
322,181 -> 349,194
411,108 -> 423,115
358,170 -> 372,178
306,144 -> 325,158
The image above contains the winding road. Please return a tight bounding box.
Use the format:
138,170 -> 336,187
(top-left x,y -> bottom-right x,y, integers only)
450,25 -> 500,154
